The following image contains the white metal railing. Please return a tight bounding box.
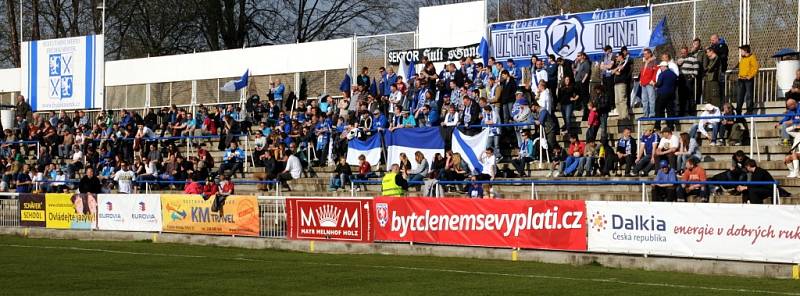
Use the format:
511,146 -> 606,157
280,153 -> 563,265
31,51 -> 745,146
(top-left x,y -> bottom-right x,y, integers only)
258,196 -> 286,238
0,193 -> 19,228
723,68 -> 778,104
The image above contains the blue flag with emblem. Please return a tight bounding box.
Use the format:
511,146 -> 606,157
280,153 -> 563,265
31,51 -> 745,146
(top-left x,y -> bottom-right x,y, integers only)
451,128 -> 490,174
478,37 -> 491,66
649,17 -> 668,48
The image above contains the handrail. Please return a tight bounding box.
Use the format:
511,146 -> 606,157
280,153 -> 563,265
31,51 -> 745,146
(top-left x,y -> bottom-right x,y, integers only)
637,113 -> 785,122
349,179 -> 781,204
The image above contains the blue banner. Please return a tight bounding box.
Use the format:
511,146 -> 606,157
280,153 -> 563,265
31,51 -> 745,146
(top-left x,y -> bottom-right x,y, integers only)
490,6 -> 651,67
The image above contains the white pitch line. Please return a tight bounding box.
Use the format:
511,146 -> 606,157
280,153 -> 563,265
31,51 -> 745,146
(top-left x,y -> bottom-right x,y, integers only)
2,243 -> 798,296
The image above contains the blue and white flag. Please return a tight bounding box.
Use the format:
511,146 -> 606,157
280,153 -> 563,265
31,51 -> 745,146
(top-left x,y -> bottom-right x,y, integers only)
220,69 -> 249,92
339,66 -> 352,93
346,134 -> 382,166
451,128 -> 490,174
385,127 -> 444,171
400,58 -> 416,81
478,37 -> 491,66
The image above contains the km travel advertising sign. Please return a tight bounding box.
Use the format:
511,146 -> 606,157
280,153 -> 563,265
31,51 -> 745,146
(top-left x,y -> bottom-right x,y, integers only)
19,194 -> 46,227
587,202 -> 800,263
160,195 -> 259,236
374,197 -> 587,251
21,34 -> 105,111
490,6 -> 650,66
45,193 -> 97,230
97,194 -> 162,232
286,198 -> 373,242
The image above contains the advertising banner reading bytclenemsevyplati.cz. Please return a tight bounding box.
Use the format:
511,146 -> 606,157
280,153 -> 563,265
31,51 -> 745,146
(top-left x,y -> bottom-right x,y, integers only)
374,197 -> 588,251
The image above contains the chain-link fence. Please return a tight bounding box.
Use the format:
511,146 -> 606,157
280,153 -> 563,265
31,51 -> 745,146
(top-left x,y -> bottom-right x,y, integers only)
355,32 -> 416,80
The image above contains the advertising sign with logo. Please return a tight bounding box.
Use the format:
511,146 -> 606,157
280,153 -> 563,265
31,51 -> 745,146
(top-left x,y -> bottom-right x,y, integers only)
490,6 -> 651,66
19,194 -> 46,227
587,201 -> 800,263
97,194 -> 162,232
45,193 -> 97,230
374,197 -> 586,251
286,198 -> 373,242
20,34 -> 105,111
160,195 -> 259,236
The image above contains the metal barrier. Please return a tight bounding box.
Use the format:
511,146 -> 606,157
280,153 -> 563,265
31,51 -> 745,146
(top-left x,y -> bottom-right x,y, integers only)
0,193 -> 19,228
351,179 -> 781,204
258,196 -> 286,238
636,113 -> 786,162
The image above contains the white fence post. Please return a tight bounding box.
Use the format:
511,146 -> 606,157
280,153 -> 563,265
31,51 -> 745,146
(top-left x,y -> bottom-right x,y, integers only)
773,183 -> 778,205
641,183 -> 647,202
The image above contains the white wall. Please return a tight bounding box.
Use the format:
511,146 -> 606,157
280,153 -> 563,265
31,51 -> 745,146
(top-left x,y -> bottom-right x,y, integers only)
0,68 -> 20,92
418,1 -> 486,48
105,38 -> 352,86
0,37 -> 353,91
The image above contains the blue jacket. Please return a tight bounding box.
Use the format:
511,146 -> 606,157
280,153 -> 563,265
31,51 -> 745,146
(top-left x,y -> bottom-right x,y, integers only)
655,70 -> 678,95
779,107 -> 800,125
273,83 -> 285,100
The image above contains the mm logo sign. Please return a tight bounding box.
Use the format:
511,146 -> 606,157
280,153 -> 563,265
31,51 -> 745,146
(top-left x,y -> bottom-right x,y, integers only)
287,199 -> 373,243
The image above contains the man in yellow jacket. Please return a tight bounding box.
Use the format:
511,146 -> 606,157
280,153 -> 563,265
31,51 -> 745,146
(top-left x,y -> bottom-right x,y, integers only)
737,44 -> 759,115
382,164 -> 409,197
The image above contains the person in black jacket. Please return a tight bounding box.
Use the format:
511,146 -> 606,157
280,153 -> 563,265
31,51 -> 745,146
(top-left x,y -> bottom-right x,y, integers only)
737,160 -> 775,204
612,53 -> 632,120
79,168 -> 102,194
498,70 -> 517,124
461,96 -> 481,130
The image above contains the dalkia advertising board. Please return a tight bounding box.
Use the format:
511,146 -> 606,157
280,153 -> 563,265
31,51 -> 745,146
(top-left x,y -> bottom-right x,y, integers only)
286,198 -> 373,242
374,197 -> 587,251
587,201 -> 800,263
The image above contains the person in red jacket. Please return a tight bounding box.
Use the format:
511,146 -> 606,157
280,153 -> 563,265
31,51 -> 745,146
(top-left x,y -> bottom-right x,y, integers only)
639,49 -> 658,118
557,134 -> 584,177
183,175 -> 203,195
585,101 -> 601,142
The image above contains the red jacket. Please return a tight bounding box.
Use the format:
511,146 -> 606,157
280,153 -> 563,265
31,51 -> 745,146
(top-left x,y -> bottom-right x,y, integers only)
640,60 -> 657,86
184,181 -> 203,194
587,110 -> 600,127
568,141 -> 585,157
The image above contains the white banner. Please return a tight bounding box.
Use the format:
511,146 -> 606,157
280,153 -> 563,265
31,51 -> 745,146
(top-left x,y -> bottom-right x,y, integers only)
20,34 -> 104,111
587,201 -> 800,263
97,194 -> 162,232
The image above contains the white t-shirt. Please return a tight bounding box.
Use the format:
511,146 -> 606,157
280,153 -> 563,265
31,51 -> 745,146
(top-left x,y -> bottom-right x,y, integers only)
114,169 -> 136,194
285,155 -> 303,179
657,135 -> 680,151
480,154 -> 496,177
72,150 -> 84,162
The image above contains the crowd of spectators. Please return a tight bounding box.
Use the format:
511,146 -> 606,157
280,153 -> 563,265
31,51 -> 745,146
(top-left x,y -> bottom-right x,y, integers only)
0,33 -> 788,202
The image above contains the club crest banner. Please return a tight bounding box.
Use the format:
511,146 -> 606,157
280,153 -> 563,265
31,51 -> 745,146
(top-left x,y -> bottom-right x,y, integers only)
21,34 -> 104,111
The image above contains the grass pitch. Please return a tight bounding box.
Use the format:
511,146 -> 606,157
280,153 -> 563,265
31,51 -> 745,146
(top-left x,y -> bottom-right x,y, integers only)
0,235 -> 797,295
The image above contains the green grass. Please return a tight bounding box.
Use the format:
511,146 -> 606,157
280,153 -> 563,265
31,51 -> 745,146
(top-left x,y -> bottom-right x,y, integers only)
0,235 -> 798,295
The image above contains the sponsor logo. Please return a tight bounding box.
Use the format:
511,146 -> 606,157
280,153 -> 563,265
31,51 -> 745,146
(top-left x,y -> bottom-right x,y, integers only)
105,202 -> 113,211
589,211 -> 607,232
376,203 -> 389,227
138,201 -> 146,212
48,53 -> 74,99
612,214 -> 666,231
166,203 -> 187,221
300,204 -> 358,229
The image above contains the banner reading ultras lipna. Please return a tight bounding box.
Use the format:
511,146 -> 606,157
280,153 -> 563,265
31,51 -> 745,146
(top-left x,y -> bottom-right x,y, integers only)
160,195 -> 259,236
374,197 -> 587,251
19,194 -> 46,227
587,201 -> 800,263
387,43 -> 480,65
490,6 -> 651,66
286,198 -> 373,242
45,193 -> 97,230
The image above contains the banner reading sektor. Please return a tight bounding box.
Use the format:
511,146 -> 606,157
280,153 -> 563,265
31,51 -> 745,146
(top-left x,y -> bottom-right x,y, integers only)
374,197 -> 587,251
160,195 -> 259,236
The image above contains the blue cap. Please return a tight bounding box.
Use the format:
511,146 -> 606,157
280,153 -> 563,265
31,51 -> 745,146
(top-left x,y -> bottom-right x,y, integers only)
659,160 -> 669,168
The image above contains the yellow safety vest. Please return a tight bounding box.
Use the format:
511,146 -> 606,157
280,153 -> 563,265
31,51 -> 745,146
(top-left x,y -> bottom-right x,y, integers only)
382,173 -> 404,197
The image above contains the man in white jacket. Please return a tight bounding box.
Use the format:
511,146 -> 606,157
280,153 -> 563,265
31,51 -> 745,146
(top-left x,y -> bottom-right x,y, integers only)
689,104 -> 722,145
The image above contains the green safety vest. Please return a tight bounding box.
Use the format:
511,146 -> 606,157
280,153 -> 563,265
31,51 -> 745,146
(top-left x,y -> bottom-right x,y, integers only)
382,173 -> 404,197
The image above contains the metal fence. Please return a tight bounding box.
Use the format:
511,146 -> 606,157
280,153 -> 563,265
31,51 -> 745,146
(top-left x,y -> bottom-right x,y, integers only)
0,194 -> 19,228
258,196 -> 286,238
